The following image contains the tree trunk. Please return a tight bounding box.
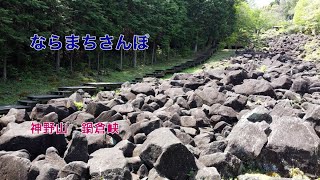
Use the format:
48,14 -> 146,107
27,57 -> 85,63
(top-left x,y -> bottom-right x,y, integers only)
194,32 -> 198,53
55,50 -> 60,72
152,42 -> 156,64
102,51 -> 105,69
3,57 -> 7,82
154,48 -> 157,63
167,42 -> 170,61
88,55 -> 91,69
97,52 -> 100,71
143,50 -> 146,65
120,48 -> 123,70
206,36 -> 213,48
133,50 -> 137,68
70,52 -> 74,72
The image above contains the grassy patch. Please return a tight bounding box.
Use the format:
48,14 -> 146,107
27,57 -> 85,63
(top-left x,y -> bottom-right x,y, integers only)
160,49 -> 235,79
100,56 -> 194,82
302,39 -> 320,61
181,49 -> 235,74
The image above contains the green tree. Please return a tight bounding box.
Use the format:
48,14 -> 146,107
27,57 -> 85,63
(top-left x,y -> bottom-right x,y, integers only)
294,0 -> 320,34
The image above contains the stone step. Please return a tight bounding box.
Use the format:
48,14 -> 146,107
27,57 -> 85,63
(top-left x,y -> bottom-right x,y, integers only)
27,94 -> 65,103
50,90 -> 73,96
58,86 -> 97,92
83,82 -> 123,90
17,99 -> 39,108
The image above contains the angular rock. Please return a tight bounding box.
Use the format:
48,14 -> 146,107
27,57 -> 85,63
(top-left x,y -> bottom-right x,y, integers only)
0,154 -> 34,180
132,98 -> 145,109
5,108 -> 30,123
94,110 -> 122,123
134,133 -> 147,144
261,117 -> 320,175
86,134 -> 115,154
271,75 -> 293,89
62,111 -> 94,126
112,103 -> 134,114
164,88 -> 186,99
96,91 -> 115,101
208,104 -> 238,123
303,105 -> 320,123
138,128 -> 198,180
57,161 -> 89,180
137,164 -> 149,179
31,104 -> 71,121
194,167 -> 221,180
88,148 -> 131,179
242,106 -> 272,123
224,94 -> 248,112
32,147 -> 67,180
270,100 -> 301,118
0,121 -> 67,159
174,130 -> 194,145
64,131 -> 89,163
233,79 -> 276,98
126,156 -> 143,173
41,112 -> 59,123
199,152 -> 242,178
199,140 -> 228,156
290,78 -> 309,93
194,87 -> 226,106
148,168 -> 169,180
85,102 -> 110,117
225,118 -> 268,160
194,133 -> 214,147
0,115 -> 16,128
131,83 -> 155,96
114,140 -> 136,157
180,116 -> 198,127
224,69 -> 248,85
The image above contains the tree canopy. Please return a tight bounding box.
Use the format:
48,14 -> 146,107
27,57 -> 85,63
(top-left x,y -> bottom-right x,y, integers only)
0,0 -> 238,81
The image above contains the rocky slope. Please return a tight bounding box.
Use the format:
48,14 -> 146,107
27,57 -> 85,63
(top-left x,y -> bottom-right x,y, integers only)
0,34 -> 320,180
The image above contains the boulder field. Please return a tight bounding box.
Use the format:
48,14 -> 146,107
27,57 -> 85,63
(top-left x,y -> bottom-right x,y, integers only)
1,34 -> 320,179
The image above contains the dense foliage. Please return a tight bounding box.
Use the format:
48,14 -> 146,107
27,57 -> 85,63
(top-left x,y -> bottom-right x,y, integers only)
224,0 -> 320,48
0,0 -> 238,81
293,0 -> 320,34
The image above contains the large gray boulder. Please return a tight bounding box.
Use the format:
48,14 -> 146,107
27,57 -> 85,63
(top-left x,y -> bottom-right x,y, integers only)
233,79 -> 276,98
194,87 -> 226,106
199,152 -> 242,178
64,131 -> 89,163
0,121 -> 67,159
194,167 -> 221,180
261,117 -> 320,175
57,161 -> 89,180
0,108 -> 30,126
137,128 -> 198,180
225,107 -> 270,160
0,154 -> 34,180
88,148 -> 131,179
131,83 -> 155,96
32,147 -> 67,180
